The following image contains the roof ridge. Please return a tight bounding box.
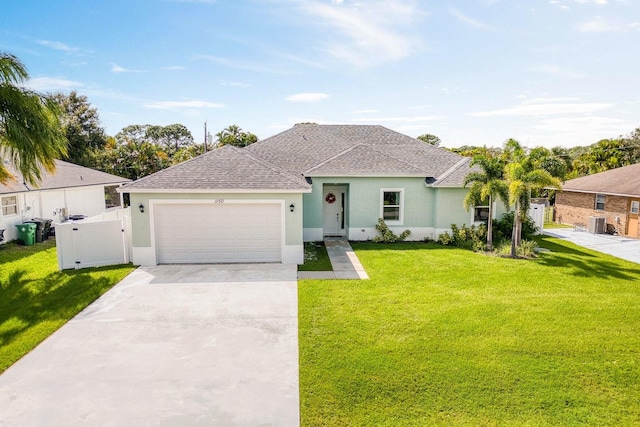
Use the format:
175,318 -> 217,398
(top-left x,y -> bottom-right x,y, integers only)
434,157 -> 470,184
304,143 -> 427,175
238,146 -> 310,187
302,143 -> 365,174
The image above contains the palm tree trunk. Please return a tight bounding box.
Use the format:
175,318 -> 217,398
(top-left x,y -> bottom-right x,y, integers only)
510,201 -> 519,257
487,195 -> 493,251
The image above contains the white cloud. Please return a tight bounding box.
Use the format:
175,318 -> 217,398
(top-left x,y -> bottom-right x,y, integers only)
351,115 -> 444,123
470,99 -> 614,117
27,76 -> 84,91
196,55 -> 289,74
576,16 -> 639,32
529,64 -> 584,79
144,100 -> 224,109
220,80 -> 251,88
285,93 -> 329,102
111,63 -> 145,73
350,109 -> 379,114
36,39 -> 84,54
293,0 -> 424,67
449,8 -> 495,30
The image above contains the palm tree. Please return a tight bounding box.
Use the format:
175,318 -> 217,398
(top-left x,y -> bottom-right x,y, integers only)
463,155 -> 510,251
505,158 -> 562,257
0,52 -> 66,185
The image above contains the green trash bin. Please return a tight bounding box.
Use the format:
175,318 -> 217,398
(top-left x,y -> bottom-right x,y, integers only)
15,223 -> 37,246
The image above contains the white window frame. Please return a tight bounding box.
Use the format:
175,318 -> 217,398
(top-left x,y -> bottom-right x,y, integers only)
473,206 -> 490,223
380,188 -> 404,225
631,201 -> 639,215
1,195 -> 18,217
595,194 -> 606,211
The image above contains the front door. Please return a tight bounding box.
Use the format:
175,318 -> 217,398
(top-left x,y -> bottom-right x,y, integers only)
628,199 -> 640,238
323,185 -> 347,236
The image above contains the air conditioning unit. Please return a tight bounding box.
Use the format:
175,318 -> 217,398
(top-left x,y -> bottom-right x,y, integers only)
588,216 -> 606,234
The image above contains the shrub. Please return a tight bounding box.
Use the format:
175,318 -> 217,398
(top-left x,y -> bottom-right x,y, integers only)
372,218 -> 411,243
495,239 -> 537,258
493,212 -> 538,242
440,223 -> 487,251
437,231 -> 452,245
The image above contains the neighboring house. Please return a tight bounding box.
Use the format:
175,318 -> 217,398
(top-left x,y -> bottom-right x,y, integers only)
120,124 -> 500,266
555,162 -> 640,238
0,159 -> 130,242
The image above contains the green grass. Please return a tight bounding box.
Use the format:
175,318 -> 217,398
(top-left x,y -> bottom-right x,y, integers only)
299,241 -> 332,271
0,240 -> 135,373
543,222 -> 573,229
298,239 -> 640,426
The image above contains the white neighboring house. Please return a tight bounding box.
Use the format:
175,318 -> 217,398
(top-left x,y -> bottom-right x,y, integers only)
0,159 -> 130,243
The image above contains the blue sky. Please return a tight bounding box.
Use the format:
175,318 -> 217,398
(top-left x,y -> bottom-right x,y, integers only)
2,0 -> 639,148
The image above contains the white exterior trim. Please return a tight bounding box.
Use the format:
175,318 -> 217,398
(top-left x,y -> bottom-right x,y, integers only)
120,188 -> 311,194
348,226 -> 436,241
380,188 -> 405,226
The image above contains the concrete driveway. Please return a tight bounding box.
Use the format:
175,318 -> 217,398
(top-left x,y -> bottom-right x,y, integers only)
0,264 -> 300,427
544,228 -> 640,264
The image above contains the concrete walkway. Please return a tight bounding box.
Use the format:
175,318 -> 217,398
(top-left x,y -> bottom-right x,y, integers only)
0,264 -> 300,427
544,227 -> 640,265
298,238 -> 369,280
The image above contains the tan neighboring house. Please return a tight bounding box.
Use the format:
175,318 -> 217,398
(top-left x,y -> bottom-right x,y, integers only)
555,162 -> 640,238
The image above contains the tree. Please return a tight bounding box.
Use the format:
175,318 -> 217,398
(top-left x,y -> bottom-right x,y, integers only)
146,123 -> 194,154
417,133 -> 441,146
463,155 -> 510,251
0,52 -> 67,185
215,124 -> 258,147
53,91 -> 107,166
504,140 -> 561,257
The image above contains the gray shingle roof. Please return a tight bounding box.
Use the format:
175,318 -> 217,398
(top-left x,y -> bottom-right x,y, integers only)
304,144 -> 427,176
121,145 -> 311,192
246,124 -> 471,185
0,159 -> 130,195
560,162 -> 640,197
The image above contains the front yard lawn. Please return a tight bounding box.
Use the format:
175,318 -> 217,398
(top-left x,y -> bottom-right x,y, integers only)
299,241 -> 332,271
0,240 -> 135,373
298,238 -> 640,426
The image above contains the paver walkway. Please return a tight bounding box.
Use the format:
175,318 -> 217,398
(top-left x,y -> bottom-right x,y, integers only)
298,238 -> 369,280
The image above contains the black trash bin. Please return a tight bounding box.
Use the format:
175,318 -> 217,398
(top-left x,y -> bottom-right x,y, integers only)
31,218 -> 52,241
25,219 -> 45,243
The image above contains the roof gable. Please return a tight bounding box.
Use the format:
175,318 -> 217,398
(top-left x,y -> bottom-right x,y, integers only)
561,162 -> 640,197
0,159 -> 130,195
121,145 -> 311,192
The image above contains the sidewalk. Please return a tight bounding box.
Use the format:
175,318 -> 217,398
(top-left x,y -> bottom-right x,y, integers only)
544,227 -> 640,265
298,238 -> 369,280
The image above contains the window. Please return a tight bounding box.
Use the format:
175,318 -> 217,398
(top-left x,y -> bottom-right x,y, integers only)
474,207 -> 490,222
1,196 -> 18,216
631,201 -> 639,215
104,185 -> 121,209
595,194 -> 606,210
381,189 -> 404,224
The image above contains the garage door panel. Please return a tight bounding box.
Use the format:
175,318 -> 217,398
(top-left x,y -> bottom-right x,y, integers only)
155,203 -> 282,264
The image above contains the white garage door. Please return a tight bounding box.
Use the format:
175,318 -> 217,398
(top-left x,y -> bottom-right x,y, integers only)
154,202 -> 282,264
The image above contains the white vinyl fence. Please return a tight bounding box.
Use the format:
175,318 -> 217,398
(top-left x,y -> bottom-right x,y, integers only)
56,208 -> 131,270
528,203 -> 545,235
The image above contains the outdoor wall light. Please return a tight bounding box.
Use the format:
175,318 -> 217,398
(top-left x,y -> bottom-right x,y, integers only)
290,203 -> 295,212
138,203 -> 145,213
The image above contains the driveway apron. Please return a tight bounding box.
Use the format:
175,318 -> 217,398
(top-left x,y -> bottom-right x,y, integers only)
0,264 -> 300,427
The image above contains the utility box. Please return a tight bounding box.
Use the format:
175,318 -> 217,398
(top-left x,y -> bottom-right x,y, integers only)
588,216 -> 606,234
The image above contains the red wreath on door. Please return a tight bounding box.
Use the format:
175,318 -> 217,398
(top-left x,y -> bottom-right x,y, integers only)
325,192 -> 336,204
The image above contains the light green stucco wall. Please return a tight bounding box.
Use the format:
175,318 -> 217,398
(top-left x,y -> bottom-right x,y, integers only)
431,187 -> 472,229
130,192 -> 303,247
304,177 -> 438,229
